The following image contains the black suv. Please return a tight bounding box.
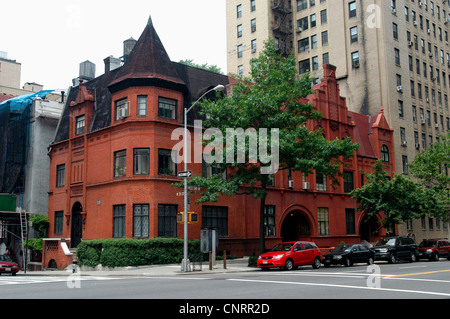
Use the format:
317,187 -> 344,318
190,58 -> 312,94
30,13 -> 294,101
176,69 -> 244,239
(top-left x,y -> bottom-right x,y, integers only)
373,236 -> 418,263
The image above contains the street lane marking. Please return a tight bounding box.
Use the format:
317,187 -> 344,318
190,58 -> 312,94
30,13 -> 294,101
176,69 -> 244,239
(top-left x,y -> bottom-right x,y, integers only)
381,269 -> 450,278
227,278 -> 450,298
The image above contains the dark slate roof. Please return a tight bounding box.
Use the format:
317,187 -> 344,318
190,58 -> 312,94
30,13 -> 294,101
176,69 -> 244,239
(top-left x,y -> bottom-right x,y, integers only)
52,21 -> 230,144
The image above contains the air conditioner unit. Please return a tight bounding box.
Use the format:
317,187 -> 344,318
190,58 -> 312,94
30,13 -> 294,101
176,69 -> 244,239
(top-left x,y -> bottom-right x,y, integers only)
419,2 -> 423,7
421,118 -> 427,124
302,182 -> 310,190
402,141 -> 408,146
297,27 -> 303,33
435,123 -> 440,128
415,143 -> 421,150
352,61 -> 360,69
397,85 -> 404,92
118,107 -> 129,119
428,29 -> 432,34
414,21 -> 418,26
392,8 -> 397,15
251,48 -> 256,53
408,41 -> 414,47
288,180 -> 294,189
429,51 -> 433,57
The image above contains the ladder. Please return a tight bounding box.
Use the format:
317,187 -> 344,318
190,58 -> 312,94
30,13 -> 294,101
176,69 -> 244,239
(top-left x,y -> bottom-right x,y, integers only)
19,208 -> 28,269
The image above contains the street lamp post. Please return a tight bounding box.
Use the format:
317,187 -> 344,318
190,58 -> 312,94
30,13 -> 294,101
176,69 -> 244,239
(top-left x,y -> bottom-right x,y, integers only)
181,84 -> 225,272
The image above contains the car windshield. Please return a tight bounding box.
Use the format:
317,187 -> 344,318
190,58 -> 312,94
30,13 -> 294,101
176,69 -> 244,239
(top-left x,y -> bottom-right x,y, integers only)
375,238 -> 396,246
333,245 -> 352,252
0,255 -> 12,262
271,243 -> 294,252
419,240 -> 437,248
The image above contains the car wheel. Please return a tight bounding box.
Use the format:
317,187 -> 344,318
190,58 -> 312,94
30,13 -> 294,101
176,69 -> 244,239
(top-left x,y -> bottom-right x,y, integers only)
12,272 -> 16,276
447,253 -> 450,261
367,257 -> 374,265
388,253 -> 397,264
284,259 -> 294,271
430,252 -> 439,261
409,252 -> 417,263
312,257 -> 321,269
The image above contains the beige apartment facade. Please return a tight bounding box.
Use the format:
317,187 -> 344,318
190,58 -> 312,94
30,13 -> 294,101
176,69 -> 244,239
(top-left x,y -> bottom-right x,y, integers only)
227,0 -> 449,243
0,52 -> 21,89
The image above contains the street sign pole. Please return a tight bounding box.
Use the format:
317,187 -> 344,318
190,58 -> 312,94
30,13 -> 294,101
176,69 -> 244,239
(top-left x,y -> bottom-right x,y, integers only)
181,107 -> 191,272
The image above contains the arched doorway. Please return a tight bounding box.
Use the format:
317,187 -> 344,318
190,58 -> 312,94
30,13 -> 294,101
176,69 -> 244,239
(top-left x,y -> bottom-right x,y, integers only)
280,210 -> 311,242
71,202 -> 83,248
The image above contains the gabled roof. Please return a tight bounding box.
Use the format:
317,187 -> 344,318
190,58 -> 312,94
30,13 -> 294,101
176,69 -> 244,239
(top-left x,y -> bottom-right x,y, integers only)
109,17 -> 184,89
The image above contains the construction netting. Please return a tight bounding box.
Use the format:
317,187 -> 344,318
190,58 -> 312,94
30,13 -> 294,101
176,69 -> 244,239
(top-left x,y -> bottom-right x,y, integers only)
0,90 -> 53,193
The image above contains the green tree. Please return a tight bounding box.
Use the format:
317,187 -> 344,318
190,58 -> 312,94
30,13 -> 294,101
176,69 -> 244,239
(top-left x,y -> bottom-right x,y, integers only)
180,40 -> 359,254
178,59 -> 223,74
351,161 -> 447,229
409,131 -> 450,221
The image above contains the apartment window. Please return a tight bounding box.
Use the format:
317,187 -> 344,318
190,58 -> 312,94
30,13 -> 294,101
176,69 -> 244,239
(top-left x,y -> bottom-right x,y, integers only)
343,171 -> 354,193
345,209 -> 356,235
311,34 -> 318,49
137,95 -> 147,116
237,24 -> 242,38
398,100 -> 404,118
158,97 -> 177,119
299,59 -> 311,74
312,56 -> 319,70
349,1 -> 357,18
75,115 -> 85,135
56,164 -> 65,187
310,14 -> 316,28
237,44 -> 243,58
422,133 -> 427,150
251,39 -> 257,53
113,205 -> 126,238
323,52 -> 330,65
237,4 -> 242,18
393,23 -> 398,39
318,208 -> 329,236
316,173 -> 327,191
251,19 -> 256,32
298,37 -> 309,53
400,127 -> 407,144
202,206 -> 228,237
264,205 -> 276,236
351,51 -> 360,68
320,9 -> 327,24
298,17 -> 308,30
402,155 -> 409,174
297,0 -> 308,12
381,145 -> 390,162
115,99 -> 129,121
114,150 -> 126,177
133,148 -> 149,175
251,0 -> 256,11
394,48 -> 401,65
54,211 -> 64,235
158,204 -> 177,238
321,31 -> 328,46
350,26 -> 358,43
412,105 -> 417,123
133,204 -> 149,238
158,149 -> 177,176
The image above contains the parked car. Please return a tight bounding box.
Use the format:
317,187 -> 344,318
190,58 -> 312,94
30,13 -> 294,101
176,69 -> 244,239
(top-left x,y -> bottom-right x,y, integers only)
323,244 -> 375,267
417,239 -> 450,261
373,236 -> 418,263
0,254 -> 19,276
257,241 -> 322,270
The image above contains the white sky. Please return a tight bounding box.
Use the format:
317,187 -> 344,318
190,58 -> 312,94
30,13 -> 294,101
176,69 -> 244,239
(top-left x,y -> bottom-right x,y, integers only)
0,0 -> 227,91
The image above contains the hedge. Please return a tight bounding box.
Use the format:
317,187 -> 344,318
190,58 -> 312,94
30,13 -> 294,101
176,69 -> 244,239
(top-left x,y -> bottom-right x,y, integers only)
76,238 -> 208,268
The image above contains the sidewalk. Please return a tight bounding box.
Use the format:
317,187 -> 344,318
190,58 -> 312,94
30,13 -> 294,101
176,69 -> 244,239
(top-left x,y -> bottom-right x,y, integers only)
22,257 -> 258,277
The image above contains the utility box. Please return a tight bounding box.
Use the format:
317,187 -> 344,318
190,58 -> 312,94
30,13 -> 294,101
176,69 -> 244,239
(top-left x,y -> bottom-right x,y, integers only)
200,228 -> 219,253
0,194 -> 16,211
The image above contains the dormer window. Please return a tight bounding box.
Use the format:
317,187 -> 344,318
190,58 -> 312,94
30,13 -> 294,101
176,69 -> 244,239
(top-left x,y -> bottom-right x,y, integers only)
158,97 -> 177,120
75,115 -> 85,135
115,99 -> 129,121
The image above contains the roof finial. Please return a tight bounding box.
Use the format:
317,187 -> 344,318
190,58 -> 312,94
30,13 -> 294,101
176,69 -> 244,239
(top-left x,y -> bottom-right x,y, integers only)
147,15 -> 153,26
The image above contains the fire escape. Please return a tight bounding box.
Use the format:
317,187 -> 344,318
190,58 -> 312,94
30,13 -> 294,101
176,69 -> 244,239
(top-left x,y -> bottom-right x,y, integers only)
271,0 -> 293,56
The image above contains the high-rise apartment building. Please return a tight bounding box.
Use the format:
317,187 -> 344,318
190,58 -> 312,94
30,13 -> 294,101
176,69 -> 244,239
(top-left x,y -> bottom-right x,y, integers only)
227,0 -> 449,242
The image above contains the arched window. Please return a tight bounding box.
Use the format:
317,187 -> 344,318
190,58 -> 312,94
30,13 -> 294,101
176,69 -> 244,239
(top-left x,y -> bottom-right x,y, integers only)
381,145 -> 390,162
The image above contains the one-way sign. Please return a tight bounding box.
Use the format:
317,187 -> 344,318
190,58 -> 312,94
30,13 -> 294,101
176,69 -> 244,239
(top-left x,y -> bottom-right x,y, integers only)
177,171 -> 192,178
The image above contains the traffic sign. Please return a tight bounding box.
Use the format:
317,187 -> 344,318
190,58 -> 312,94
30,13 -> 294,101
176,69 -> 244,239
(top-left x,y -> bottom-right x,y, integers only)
177,171 -> 192,178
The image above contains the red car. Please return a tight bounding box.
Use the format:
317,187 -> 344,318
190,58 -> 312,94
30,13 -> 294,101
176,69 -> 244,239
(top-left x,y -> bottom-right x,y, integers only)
0,254 -> 19,276
417,239 -> 450,261
257,241 -> 322,270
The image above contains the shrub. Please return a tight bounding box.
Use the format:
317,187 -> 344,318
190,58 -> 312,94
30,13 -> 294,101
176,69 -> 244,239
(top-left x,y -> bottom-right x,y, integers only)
76,238 -> 207,268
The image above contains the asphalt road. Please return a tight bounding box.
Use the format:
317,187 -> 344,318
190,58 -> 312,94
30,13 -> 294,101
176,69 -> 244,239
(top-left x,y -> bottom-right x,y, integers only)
1,260 -> 449,303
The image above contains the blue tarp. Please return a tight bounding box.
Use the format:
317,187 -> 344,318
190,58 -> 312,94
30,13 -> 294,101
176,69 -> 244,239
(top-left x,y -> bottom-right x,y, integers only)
0,90 -> 54,114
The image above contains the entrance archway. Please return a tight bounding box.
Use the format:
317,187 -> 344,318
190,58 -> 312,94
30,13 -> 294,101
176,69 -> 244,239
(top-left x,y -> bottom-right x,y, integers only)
359,214 -> 380,243
280,210 -> 311,242
71,202 -> 83,248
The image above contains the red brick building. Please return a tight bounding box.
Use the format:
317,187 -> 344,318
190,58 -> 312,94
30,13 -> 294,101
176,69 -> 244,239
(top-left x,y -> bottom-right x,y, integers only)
44,20 -> 395,269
